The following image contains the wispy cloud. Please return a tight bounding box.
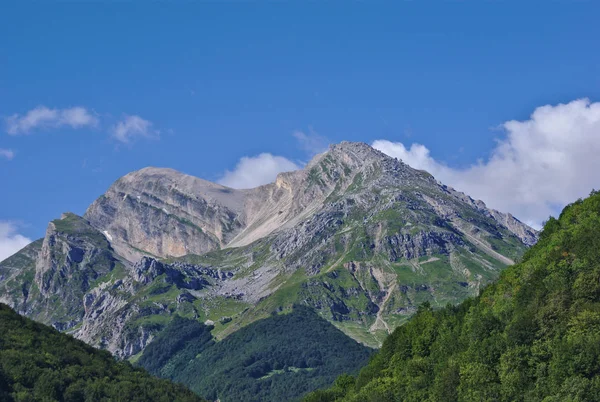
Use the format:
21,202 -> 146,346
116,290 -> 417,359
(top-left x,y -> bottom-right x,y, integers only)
6,106 -> 98,135
373,98 -> 600,228
111,115 -> 158,144
293,128 -> 329,155
0,222 -> 31,262
218,153 -> 300,189
0,149 -> 14,160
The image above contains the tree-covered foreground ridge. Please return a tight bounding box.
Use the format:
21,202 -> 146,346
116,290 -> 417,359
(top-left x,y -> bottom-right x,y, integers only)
306,190 -> 600,402
0,303 -> 205,402
137,306 -> 373,402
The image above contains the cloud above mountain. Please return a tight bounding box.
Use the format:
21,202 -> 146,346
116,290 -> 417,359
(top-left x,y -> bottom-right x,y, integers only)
373,98 -> 600,228
218,131 -> 326,189
218,153 -> 300,189
205,98 -> 600,227
0,222 -> 31,262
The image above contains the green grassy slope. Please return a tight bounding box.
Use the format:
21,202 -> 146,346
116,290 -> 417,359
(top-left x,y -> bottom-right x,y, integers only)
0,303 -> 205,402
305,191 -> 600,401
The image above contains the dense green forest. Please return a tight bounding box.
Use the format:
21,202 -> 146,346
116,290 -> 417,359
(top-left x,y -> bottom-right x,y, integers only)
306,191 -> 600,401
0,303 -> 205,402
138,306 -> 374,402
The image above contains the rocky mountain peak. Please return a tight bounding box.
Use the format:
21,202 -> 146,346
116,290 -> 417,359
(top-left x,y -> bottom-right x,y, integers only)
305,141 -> 395,175
80,141 -> 537,259
1,141 -> 540,357
115,167 -> 244,209
329,141 -> 388,161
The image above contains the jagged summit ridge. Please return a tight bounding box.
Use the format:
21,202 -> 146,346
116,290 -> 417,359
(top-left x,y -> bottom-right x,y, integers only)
83,141 -> 536,260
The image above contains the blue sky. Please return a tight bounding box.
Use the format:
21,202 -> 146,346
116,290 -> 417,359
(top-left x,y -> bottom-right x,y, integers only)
2,2 -> 600,259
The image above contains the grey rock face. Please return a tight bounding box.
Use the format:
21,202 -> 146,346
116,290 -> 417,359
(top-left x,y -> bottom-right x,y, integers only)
1,213 -> 120,332
432,184 -> 538,246
133,256 -> 231,289
35,214 -> 116,298
378,230 -> 465,261
72,255 -> 235,358
84,167 -> 246,260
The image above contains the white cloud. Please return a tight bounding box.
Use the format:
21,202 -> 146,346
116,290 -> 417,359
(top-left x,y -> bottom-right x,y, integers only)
373,98 -> 600,228
0,149 -> 14,160
219,153 -> 300,189
293,128 -> 329,155
6,106 -> 98,135
0,222 -> 32,262
111,115 -> 158,143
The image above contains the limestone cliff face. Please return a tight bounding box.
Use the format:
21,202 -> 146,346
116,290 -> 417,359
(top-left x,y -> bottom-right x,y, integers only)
1,213 -> 120,331
35,214 -> 116,297
84,167 -> 246,260
71,256 -> 234,358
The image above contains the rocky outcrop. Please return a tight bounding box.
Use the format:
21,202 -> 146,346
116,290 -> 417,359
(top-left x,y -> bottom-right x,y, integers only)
75,282 -> 142,358
10,213 -> 121,330
486,209 -> 537,246
84,168 -> 246,260
378,230 -> 465,261
133,256 -> 232,289
435,184 -> 538,246
35,213 -> 117,297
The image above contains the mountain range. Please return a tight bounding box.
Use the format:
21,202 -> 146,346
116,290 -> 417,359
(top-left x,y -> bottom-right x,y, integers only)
0,141 -> 537,400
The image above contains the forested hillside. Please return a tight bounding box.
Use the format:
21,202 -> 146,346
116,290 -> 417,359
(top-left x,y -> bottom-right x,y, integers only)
138,306 -> 374,402
306,191 -> 600,401
0,303 -> 205,402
